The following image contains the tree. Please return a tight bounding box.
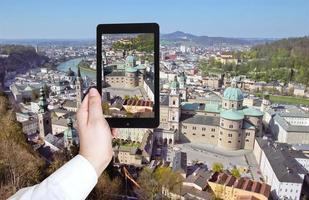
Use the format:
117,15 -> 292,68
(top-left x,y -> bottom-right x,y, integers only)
87,172 -> 123,200
124,95 -> 130,100
0,109 -> 44,198
136,167 -> 159,200
231,167 -> 241,178
212,162 -> 223,173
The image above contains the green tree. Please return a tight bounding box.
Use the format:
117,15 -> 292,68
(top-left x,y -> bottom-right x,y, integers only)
231,167 -> 241,178
212,162 -> 224,173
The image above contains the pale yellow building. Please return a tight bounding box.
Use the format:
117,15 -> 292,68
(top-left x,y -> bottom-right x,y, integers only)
208,172 -> 271,200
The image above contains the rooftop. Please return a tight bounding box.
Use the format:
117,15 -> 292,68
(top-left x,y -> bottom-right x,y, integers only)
180,114 -> 220,126
256,138 -> 308,183
209,172 -> 271,198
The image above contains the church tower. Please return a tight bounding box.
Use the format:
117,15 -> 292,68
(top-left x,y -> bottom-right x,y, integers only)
76,67 -> 83,109
178,72 -> 187,101
63,117 -> 79,149
38,86 -> 52,139
168,76 -> 181,131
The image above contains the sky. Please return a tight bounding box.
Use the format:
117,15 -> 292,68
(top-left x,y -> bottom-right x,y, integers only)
0,0 -> 308,39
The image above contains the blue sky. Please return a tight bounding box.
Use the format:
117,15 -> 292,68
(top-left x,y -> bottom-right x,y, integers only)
0,0 -> 308,39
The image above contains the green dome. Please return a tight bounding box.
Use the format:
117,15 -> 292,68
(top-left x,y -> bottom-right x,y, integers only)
242,107 -> 264,117
170,80 -> 180,89
220,109 -> 244,121
126,55 -> 136,63
223,87 -> 244,101
125,67 -> 137,73
136,64 -> 146,70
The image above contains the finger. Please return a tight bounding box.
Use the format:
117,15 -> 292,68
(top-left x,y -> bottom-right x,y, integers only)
111,128 -> 119,138
88,88 -> 103,123
77,93 -> 89,129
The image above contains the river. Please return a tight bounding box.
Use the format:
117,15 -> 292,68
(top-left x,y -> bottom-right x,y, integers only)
57,57 -> 96,79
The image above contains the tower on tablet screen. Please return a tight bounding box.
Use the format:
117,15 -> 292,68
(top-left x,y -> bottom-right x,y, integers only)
101,33 -> 155,118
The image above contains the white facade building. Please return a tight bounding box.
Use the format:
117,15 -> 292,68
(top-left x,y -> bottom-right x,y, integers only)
253,138 -> 307,200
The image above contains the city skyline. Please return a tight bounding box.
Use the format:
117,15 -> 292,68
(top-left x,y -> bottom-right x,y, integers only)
1,0 -> 309,39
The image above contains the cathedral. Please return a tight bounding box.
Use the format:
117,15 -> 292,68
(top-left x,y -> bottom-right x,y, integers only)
159,76 -> 264,151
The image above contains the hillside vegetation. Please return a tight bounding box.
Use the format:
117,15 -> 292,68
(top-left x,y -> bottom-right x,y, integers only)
200,37 -> 309,85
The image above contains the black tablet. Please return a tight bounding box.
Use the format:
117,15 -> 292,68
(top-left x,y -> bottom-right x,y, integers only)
96,23 -> 160,128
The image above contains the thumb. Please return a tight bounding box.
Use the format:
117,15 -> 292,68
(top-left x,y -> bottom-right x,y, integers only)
87,88 -> 103,123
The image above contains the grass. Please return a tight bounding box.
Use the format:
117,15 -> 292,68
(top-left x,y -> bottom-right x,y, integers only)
269,95 -> 309,106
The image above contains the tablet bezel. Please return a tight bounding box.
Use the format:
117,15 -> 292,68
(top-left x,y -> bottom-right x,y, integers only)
96,23 -> 160,128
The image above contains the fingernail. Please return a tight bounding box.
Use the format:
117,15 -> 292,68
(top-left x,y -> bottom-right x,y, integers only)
89,88 -> 97,97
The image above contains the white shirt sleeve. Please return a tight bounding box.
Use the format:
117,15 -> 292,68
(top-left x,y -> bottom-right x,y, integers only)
8,154 -> 98,200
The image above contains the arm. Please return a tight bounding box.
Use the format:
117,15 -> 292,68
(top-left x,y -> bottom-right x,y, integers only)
9,155 -> 97,200
9,88 -> 117,200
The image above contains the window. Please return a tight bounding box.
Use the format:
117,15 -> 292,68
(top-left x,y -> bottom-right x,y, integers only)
211,135 -> 215,138
193,133 -> 196,135
211,128 -> 215,132
229,125 -> 233,128
183,125 -> 187,129
183,132 -> 186,135
246,132 -> 250,136
228,141 -> 231,143
202,127 -> 206,131
238,140 -> 240,143
172,117 -> 175,120
173,100 -> 176,105
221,123 -> 224,126
202,134 -> 205,136
225,103 -> 227,107
193,126 -> 196,130
219,138 -> 222,141
228,134 -> 232,137
220,131 -> 223,135
232,104 -> 234,108
246,139 -> 249,142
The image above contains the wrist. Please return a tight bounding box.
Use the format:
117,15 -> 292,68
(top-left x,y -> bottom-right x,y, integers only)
79,152 -> 112,177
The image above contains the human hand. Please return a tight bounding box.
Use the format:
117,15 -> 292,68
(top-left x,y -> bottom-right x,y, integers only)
77,88 -> 117,176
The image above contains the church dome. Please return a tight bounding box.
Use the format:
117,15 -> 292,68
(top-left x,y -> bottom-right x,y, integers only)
220,109 -> 244,121
136,64 -> 146,70
223,87 -> 244,101
126,55 -> 136,63
170,79 -> 180,89
125,67 -> 137,73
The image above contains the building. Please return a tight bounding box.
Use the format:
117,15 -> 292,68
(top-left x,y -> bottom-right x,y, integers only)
169,151 -> 187,178
264,104 -> 309,144
178,79 -> 264,150
63,118 -> 79,149
104,55 -> 148,89
253,138 -> 308,200
116,146 -> 143,166
75,67 -> 83,109
208,172 -> 271,200
37,87 -> 52,139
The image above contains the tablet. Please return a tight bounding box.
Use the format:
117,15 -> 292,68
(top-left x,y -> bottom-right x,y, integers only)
96,23 -> 160,128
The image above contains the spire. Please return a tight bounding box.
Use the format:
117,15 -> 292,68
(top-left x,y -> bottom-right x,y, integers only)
38,85 -> 48,113
77,66 -> 81,78
67,117 -> 73,128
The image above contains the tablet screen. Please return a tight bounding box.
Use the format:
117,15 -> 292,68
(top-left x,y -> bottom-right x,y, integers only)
99,33 -> 155,118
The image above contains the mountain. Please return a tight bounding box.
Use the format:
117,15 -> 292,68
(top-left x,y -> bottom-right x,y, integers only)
161,31 -> 275,46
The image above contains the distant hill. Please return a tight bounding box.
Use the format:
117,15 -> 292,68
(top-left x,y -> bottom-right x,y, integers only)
199,36 -> 309,85
161,31 -> 275,46
0,45 -> 49,83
